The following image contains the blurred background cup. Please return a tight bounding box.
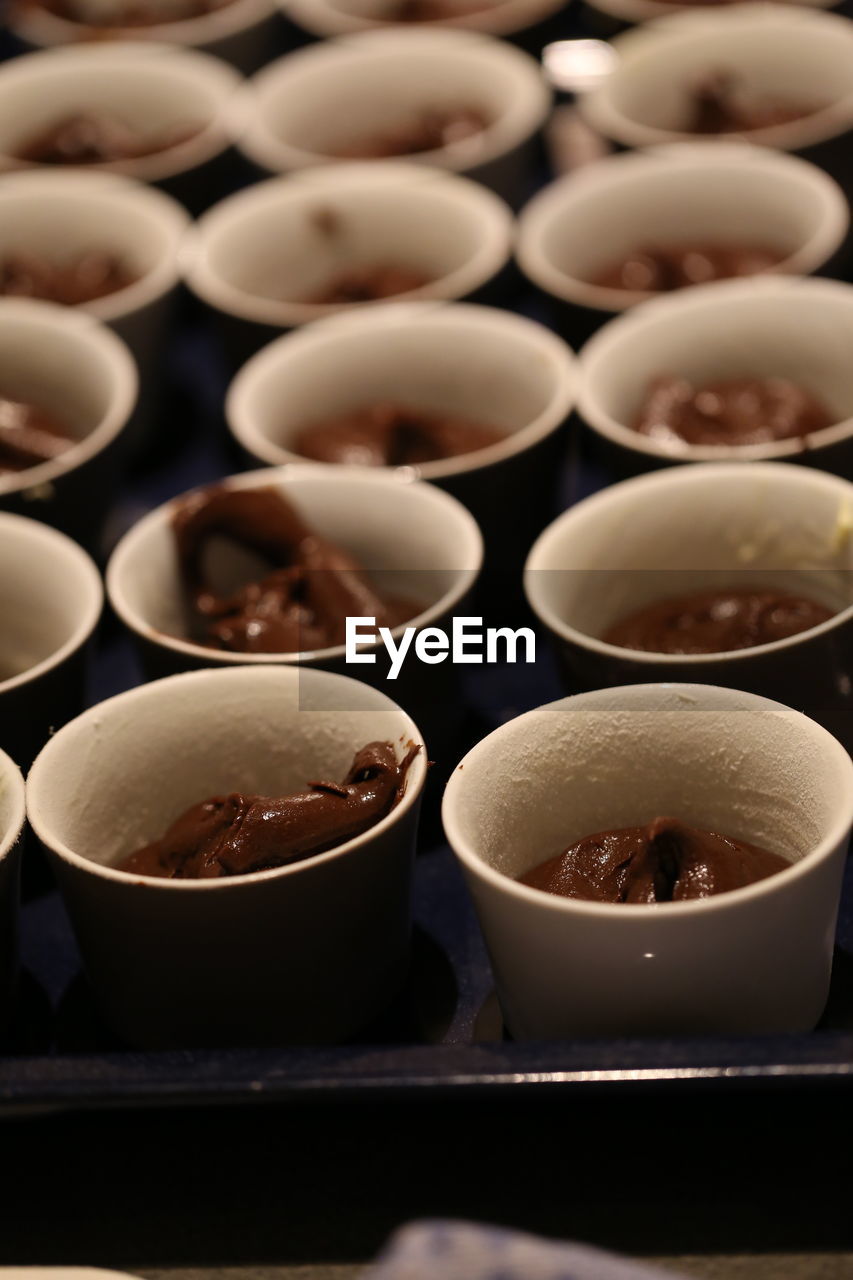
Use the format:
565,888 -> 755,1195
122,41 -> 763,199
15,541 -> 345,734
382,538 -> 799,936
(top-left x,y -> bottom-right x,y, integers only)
515,144 -> 849,344
282,0 -> 572,52
226,301 -> 577,591
231,28 -> 551,204
181,163 -> 514,363
580,0 -> 837,37
0,511 -> 103,772
0,42 -> 243,212
442,682 -> 853,1038
0,298 -> 138,549
26,665 -> 428,1048
577,276 -> 853,479
0,748 -> 26,1037
523,461 -> 853,746
7,0 -> 281,74
0,170 -> 190,450
580,6 -> 853,199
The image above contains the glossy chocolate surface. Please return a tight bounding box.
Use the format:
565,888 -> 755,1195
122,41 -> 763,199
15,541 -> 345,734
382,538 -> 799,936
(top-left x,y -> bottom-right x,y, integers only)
687,73 -> 822,134
591,243 -> 784,292
0,250 -> 136,305
329,108 -> 489,158
632,375 -> 834,447
306,265 -> 433,305
294,403 -> 505,466
0,394 -> 75,474
15,112 -> 198,165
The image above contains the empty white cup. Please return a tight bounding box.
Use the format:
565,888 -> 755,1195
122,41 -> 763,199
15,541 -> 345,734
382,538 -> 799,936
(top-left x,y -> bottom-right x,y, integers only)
0,747 -> 26,1032
8,0 -> 279,73
0,297 -> 138,547
515,144 -> 849,338
578,276 -> 853,473
0,42 -> 243,210
181,163 -> 514,361
524,462 -> 853,746
231,28 -> 550,202
0,511 -> 103,770
443,682 -> 853,1038
27,664 -> 428,1047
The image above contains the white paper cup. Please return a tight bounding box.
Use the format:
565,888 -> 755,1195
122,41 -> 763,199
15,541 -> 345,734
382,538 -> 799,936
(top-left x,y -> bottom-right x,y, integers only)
578,276 -> 853,473
515,144 -> 849,337
182,164 -> 514,361
0,512 -> 103,771
232,29 -> 551,202
283,0 -> 567,39
0,169 -> 189,442
524,462 -> 853,745
0,747 -> 26,1032
226,301 -> 576,566
581,6 -> 853,163
443,682 -> 853,1038
0,297 -> 138,547
584,0 -> 838,30
26,664 -> 428,1047
0,43 -> 243,209
9,0 -> 279,74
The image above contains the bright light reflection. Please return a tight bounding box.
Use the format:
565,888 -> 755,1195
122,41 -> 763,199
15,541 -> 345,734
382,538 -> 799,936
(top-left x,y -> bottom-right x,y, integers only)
542,40 -> 618,94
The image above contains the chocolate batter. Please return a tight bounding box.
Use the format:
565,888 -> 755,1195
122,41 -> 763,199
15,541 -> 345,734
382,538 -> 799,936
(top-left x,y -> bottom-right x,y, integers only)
24,0 -> 234,24
687,73 -> 822,134
173,484 -> 420,653
0,250 -> 136,305
119,740 -> 420,879
603,587 -> 834,654
15,112 -> 198,165
632,375 -> 834,447
0,395 -> 75,474
519,816 -> 789,903
591,243 -> 784,292
307,265 -> 433,305
329,108 -> 489,158
294,403 -> 505,466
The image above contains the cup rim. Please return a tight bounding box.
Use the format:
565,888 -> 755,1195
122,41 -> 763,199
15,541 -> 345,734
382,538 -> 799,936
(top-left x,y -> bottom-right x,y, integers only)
281,0 -> 568,38
180,164 -> 514,326
0,41 -> 243,183
577,275 -> 853,462
584,0 -> 837,25
0,296 -> 139,497
442,680 -> 853,918
232,28 -> 551,176
580,4 -> 853,154
515,144 -> 850,313
106,462 -> 484,665
26,663 -> 429,889
0,510 -> 103,695
9,0 -> 277,49
0,746 -> 26,865
0,169 -> 192,323
225,300 -> 577,481
523,460 -> 853,665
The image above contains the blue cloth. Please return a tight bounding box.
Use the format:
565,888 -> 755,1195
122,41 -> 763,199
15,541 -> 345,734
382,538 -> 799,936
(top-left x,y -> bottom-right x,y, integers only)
366,1222 -> 687,1280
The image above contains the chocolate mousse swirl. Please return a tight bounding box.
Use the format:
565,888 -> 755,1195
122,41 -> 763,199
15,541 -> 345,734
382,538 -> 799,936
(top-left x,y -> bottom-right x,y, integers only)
520,816 -> 789,904
120,740 -> 421,880
173,485 -> 417,653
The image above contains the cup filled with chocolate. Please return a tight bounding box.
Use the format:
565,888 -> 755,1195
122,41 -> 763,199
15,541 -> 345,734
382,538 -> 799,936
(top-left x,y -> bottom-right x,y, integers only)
0,42 -> 242,211
283,0 -> 568,41
0,511 -> 103,771
181,163 -> 514,361
443,682 -> 853,1038
524,462 -> 853,746
515,144 -> 848,341
580,7 -> 853,197
231,28 -> 550,203
26,665 -> 428,1047
226,301 -> 577,576
0,297 -> 138,547
578,276 -> 853,475
8,0 -> 279,73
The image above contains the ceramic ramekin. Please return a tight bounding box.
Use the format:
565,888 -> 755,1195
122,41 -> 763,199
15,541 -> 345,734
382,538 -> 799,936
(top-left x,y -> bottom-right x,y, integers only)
0,748 -> 26,1034
27,664 -> 428,1047
0,297 -> 138,547
0,511 -> 103,771
524,462 -> 853,746
577,276 -> 853,475
515,144 -> 849,341
181,163 -> 514,361
443,682 -> 853,1038
231,28 -> 550,203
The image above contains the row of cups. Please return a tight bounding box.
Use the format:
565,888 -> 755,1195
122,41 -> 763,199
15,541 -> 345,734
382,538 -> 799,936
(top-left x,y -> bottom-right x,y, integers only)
2,664 -> 852,1049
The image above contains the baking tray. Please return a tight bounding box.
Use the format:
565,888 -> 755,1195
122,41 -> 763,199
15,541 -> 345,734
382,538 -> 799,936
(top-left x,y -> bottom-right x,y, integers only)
2,13 -> 853,1120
